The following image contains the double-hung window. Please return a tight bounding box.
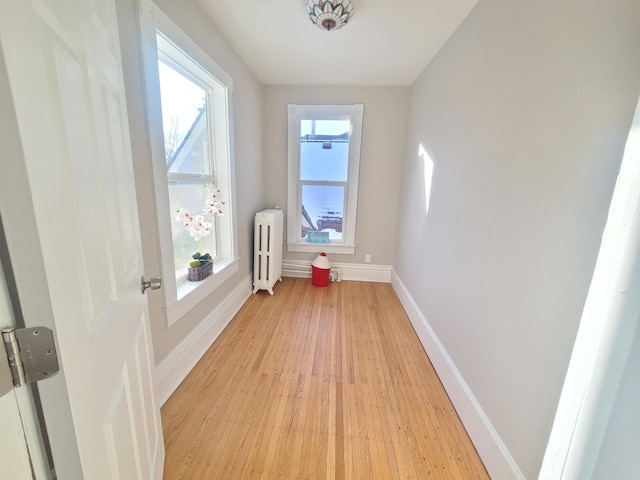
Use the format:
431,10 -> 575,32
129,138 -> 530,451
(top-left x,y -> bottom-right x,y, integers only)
141,7 -> 237,325
157,34 -> 221,278
287,104 -> 364,254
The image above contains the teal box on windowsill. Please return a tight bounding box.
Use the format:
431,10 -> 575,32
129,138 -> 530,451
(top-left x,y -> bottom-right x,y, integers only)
306,231 -> 329,243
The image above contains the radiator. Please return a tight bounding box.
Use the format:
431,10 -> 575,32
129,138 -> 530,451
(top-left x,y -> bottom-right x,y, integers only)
252,208 -> 284,295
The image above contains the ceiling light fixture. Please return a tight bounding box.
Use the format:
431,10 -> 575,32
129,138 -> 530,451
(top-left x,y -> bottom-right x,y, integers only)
306,0 -> 354,31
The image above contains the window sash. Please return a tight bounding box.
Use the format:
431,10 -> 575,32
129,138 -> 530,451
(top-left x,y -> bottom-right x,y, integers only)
167,178 -> 220,278
298,180 -> 347,242
167,172 -> 214,183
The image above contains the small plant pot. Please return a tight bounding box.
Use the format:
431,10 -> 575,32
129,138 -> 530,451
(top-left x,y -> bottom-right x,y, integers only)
187,261 -> 213,282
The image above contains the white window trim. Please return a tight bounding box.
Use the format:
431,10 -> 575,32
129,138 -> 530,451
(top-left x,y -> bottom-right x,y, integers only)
287,104 -> 363,254
139,4 -> 239,327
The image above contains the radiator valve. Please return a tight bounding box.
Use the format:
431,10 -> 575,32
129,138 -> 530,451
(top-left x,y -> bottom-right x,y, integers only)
330,268 -> 342,282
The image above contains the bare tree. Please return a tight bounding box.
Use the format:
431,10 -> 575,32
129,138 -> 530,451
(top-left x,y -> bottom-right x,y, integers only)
164,115 -> 185,164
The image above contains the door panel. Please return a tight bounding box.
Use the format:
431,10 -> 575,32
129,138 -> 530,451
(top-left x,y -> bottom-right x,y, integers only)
104,319 -> 158,479
51,39 -> 116,334
0,0 -> 164,477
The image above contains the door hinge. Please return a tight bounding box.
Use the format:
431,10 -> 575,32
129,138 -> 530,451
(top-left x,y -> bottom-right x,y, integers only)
1,327 -> 59,393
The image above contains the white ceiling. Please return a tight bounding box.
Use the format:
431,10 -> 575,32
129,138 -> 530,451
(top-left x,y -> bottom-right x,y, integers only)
195,0 -> 479,86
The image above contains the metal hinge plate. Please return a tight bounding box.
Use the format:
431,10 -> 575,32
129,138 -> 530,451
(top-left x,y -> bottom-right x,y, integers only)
0,327 -> 59,396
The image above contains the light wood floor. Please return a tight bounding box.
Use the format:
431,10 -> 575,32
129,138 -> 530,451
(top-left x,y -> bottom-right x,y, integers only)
162,278 -> 488,479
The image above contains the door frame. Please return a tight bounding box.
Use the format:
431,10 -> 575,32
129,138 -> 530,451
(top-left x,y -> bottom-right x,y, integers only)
539,97 -> 640,477
0,218 -> 55,479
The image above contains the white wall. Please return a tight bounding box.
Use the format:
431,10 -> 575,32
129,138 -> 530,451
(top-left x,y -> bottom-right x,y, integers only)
117,0 -> 265,364
393,0 -> 640,477
263,86 -> 410,267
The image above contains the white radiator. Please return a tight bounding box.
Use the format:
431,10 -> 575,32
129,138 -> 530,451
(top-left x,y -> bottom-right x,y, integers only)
252,208 -> 283,295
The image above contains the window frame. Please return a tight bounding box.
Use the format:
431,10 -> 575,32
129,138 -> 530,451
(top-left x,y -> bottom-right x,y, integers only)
287,104 -> 364,254
139,5 -> 238,326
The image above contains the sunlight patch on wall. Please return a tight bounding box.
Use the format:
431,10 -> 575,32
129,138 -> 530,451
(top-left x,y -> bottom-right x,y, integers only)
419,143 -> 434,214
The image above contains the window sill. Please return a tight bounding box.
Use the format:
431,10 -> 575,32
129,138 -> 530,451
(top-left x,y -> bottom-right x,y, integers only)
165,257 -> 240,326
287,242 -> 355,255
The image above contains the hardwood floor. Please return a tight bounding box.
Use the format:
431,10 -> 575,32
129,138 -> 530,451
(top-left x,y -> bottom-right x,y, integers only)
162,278 -> 488,479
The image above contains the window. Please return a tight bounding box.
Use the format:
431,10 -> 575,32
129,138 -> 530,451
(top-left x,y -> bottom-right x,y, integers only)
287,104 -> 364,254
157,34 -> 221,279
141,7 -> 238,325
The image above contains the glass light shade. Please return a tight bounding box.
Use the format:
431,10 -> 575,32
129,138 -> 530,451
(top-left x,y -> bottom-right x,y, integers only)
306,0 -> 354,31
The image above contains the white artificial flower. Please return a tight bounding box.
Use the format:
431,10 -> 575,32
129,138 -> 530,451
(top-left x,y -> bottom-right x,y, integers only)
203,188 -> 225,216
188,215 -> 212,241
176,186 -> 224,244
175,208 -> 194,227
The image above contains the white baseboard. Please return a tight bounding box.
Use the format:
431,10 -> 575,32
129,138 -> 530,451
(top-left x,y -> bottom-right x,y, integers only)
155,274 -> 253,405
283,259 -> 392,283
390,270 -> 525,480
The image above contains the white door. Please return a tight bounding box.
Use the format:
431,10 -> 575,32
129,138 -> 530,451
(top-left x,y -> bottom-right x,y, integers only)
0,0 -> 164,478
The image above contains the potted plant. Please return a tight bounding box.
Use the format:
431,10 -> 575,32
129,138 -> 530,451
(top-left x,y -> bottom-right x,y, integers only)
187,252 -> 213,282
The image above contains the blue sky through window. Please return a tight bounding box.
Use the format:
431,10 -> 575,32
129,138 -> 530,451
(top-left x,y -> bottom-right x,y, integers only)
158,60 -> 207,172
299,120 -> 350,239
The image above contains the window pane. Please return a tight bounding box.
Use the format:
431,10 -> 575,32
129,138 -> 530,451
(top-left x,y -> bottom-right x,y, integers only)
169,183 -> 217,277
301,185 -> 344,240
300,120 -> 349,182
158,60 -> 210,175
